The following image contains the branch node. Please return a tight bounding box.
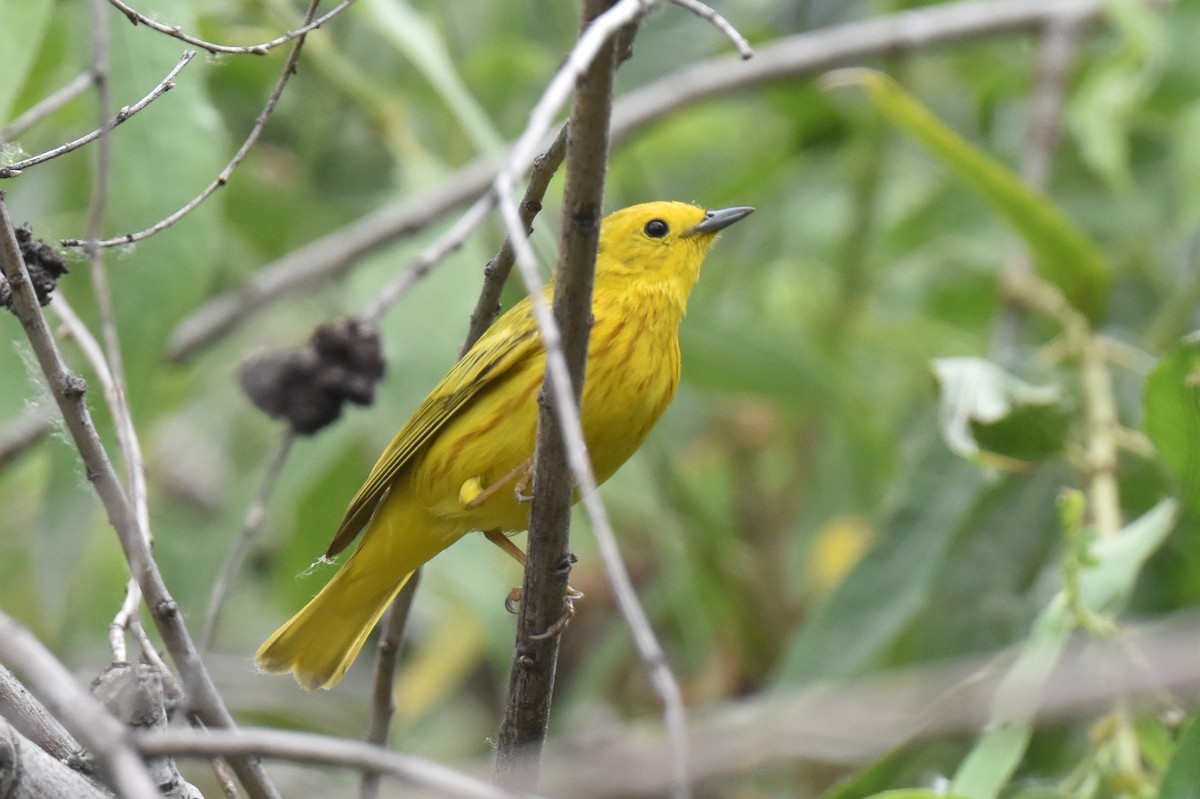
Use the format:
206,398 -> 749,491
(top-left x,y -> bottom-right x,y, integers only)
62,375 -> 88,397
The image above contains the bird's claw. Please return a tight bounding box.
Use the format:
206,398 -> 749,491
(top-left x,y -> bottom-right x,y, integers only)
503,587 -> 584,640
530,588 -> 584,640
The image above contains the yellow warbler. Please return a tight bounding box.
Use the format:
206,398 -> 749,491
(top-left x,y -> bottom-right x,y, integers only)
256,201 -> 753,689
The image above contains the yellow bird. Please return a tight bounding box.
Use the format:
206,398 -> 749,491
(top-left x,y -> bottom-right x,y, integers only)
256,201 -> 753,689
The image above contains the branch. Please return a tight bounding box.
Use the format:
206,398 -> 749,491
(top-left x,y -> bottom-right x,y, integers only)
106,0 -> 357,56
63,0 -> 324,249
137,727 -> 537,799
0,665 -> 83,764
0,51 -> 194,179
199,431 -> 295,653
461,125 -> 568,354
0,410 -> 53,469
164,0 -> 1155,363
664,0 -> 753,59
0,71 -> 94,145
359,572 -> 420,799
494,0 -> 625,790
532,612 -> 1200,797
0,612 -> 161,799
0,715 -> 113,799
164,160 -> 493,361
358,193 -> 496,325
0,196 -> 282,799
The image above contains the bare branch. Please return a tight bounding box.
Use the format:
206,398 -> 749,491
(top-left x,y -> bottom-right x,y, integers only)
0,51 -> 194,179
461,126 -> 568,354
166,161 -> 493,362
64,1 -> 324,249
534,612 -> 1200,797
138,727 -> 539,799
664,0 -> 753,59
0,665 -> 82,764
359,572 -> 420,799
0,196 -> 282,799
200,431 -> 295,653
164,0 -> 1155,363
495,0 -> 625,790
106,0 -> 357,56
0,612 -> 162,799
0,72 -> 94,145
0,410 -> 53,469
0,715 -> 113,799
358,193 -> 496,326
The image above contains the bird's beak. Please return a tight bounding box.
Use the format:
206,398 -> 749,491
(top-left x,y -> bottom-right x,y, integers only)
685,206 -> 755,236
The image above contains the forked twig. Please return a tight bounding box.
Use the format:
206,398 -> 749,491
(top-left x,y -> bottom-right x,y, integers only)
63,0 -> 323,249
106,0 -> 357,56
0,72 -> 94,144
665,0 -> 753,58
0,52 -> 195,179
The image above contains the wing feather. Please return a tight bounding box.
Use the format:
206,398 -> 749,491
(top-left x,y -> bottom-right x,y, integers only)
325,298 -> 541,557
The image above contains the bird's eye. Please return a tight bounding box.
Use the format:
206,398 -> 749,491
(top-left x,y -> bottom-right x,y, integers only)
644,219 -> 669,238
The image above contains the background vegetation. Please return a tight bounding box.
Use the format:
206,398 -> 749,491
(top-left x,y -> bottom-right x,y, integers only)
2,0 -> 1199,797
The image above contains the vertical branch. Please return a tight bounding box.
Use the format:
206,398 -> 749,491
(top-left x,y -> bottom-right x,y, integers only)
0,196 -> 282,799
493,0 -> 619,790
359,572 -> 420,799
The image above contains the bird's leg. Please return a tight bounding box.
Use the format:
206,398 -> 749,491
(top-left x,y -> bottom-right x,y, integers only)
483,529 -> 528,612
459,457 -> 533,511
483,529 -> 583,625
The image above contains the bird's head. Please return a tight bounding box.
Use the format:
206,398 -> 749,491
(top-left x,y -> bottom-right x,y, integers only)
595,201 -> 753,313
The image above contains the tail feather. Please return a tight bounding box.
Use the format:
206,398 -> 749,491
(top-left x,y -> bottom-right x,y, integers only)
256,504 -> 453,690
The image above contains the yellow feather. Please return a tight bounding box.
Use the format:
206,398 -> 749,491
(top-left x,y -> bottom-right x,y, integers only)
255,201 -> 751,689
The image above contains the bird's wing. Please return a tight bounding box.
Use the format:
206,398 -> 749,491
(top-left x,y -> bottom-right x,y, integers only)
325,298 -> 541,557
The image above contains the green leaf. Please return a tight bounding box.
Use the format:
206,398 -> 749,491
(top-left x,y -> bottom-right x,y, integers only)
1067,0 -> 1165,191
1160,713 -> 1200,799
365,0 -> 505,159
0,0 -> 54,126
1143,334 -> 1200,518
824,68 -> 1110,322
950,499 -> 1176,799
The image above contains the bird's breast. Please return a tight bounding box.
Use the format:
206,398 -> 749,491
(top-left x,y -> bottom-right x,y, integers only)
580,297 -> 681,483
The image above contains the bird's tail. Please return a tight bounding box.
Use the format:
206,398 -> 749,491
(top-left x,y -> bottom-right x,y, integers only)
255,507 -> 451,690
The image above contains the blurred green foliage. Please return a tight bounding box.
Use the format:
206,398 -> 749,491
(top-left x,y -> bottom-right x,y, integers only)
2,0 -> 1200,797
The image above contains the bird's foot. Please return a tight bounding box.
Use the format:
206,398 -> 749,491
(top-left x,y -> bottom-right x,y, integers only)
504,586 -> 584,640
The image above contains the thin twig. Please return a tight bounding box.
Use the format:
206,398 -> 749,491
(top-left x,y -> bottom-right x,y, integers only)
140,727 -> 539,799
0,611 -> 162,799
665,0 -> 753,59
52,294 -> 153,659
0,409 -> 53,468
359,572 -> 420,799
0,71 -> 94,145
461,126 -> 569,354
0,51 -> 194,179
200,431 -> 295,653
164,0 -> 1156,363
166,162 -> 493,362
64,0 -> 323,249
358,194 -> 497,325
0,196 -> 282,799
106,0 -> 357,56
